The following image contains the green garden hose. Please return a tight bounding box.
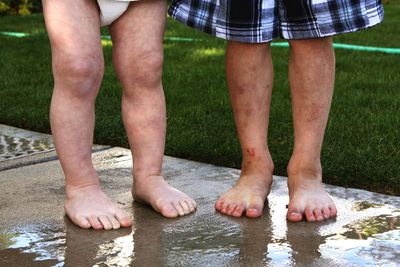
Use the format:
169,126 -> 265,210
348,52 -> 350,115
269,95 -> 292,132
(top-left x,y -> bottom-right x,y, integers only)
1,31 -> 400,54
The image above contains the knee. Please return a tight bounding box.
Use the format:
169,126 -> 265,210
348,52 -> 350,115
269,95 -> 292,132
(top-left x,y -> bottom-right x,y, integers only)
116,48 -> 164,90
54,56 -> 104,99
289,37 -> 333,54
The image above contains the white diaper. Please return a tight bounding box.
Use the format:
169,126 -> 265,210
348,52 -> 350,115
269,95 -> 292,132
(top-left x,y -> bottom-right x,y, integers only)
97,0 -> 136,26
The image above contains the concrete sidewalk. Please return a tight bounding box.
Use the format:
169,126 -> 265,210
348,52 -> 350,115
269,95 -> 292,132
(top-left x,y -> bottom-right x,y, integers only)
0,124 -> 399,266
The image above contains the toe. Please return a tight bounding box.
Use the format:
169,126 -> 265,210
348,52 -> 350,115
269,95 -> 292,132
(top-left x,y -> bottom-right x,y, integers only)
157,201 -> 179,218
99,215 -> 113,230
88,216 -> 104,230
215,198 -> 224,211
322,207 -> 331,219
172,201 -> 185,216
314,208 -> 324,221
186,200 -> 196,212
245,204 -> 263,218
245,197 -> 264,218
75,215 -> 91,229
329,205 -> 337,217
220,202 -> 230,214
108,216 -> 121,229
180,201 -> 191,215
114,209 -> 132,227
232,205 -> 245,217
226,204 -> 237,216
287,208 -> 303,222
305,208 -> 316,222
245,208 -> 262,218
191,199 -> 198,210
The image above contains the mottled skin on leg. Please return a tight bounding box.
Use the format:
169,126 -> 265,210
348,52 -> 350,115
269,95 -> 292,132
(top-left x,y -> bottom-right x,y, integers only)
110,0 -> 196,218
215,42 -> 274,218
286,38 -> 337,222
220,38 -> 337,222
44,0 -> 196,231
43,0 -> 132,230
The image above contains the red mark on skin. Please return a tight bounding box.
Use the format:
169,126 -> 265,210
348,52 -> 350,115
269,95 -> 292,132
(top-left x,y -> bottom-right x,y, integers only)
245,108 -> 252,117
306,103 -> 325,122
246,148 -> 256,158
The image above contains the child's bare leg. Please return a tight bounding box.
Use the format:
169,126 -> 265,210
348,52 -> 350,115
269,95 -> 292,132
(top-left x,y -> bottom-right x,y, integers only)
43,0 -> 131,229
215,41 -> 274,218
109,0 -> 196,217
286,38 -> 337,222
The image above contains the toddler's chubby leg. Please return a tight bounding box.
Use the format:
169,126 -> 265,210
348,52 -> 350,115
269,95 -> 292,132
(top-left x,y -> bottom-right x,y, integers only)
109,0 -> 197,217
43,0 -> 132,230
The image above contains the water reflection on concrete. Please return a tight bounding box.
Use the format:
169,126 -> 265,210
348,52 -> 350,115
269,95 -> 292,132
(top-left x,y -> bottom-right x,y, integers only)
321,214 -> 400,266
0,222 -> 134,267
0,225 -> 65,266
1,144 -> 399,266
1,211 -> 399,266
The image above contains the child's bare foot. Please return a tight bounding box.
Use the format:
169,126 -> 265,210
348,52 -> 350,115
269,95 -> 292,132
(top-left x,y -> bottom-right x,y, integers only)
215,151 -> 274,218
215,172 -> 273,218
286,165 -> 337,222
65,184 -> 132,230
132,175 -> 197,218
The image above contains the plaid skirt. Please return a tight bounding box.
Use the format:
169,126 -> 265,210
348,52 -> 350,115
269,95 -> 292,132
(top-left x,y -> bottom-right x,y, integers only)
168,0 -> 384,43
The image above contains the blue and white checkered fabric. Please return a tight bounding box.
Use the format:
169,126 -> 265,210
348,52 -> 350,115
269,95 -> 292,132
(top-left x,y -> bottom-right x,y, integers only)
168,0 -> 384,43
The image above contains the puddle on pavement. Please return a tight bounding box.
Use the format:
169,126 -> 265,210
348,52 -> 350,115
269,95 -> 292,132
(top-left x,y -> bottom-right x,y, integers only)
352,200 -> 384,211
0,225 -> 65,266
1,211 -> 399,267
320,214 -> 400,266
0,223 -> 135,267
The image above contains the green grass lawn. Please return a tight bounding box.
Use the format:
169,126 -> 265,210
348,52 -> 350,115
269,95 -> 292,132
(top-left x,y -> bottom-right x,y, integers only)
0,4 -> 399,195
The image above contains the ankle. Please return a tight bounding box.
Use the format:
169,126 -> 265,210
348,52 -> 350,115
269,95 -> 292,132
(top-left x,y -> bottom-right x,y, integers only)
65,182 -> 101,198
287,155 -> 322,181
241,149 -> 274,176
133,172 -> 165,186
133,167 -> 162,179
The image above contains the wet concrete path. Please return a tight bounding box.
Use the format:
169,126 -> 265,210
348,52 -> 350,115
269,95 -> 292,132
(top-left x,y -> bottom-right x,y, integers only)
0,125 -> 399,266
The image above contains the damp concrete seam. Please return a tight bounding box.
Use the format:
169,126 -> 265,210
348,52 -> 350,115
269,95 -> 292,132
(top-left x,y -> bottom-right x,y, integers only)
0,148 -> 56,162
0,146 -> 112,172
